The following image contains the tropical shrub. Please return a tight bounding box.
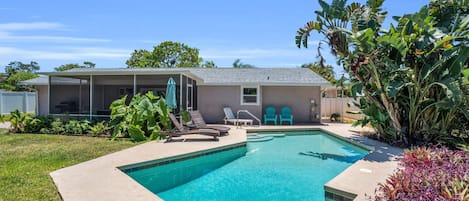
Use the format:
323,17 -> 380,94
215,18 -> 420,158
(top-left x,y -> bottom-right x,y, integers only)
297,0 -> 469,145
374,146 -> 469,201
24,116 -> 51,133
89,121 -> 111,137
63,120 -> 91,135
40,118 -> 65,134
109,92 -> 171,141
6,110 -> 32,133
2,110 -> 49,133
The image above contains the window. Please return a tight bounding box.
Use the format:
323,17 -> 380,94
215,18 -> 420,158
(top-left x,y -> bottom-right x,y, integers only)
241,86 -> 259,105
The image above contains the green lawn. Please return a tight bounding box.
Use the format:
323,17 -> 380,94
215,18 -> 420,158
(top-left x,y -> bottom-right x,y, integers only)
0,130 -> 137,201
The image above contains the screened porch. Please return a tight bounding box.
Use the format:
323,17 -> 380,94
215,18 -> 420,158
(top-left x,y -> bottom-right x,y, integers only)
48,73 -> 197,119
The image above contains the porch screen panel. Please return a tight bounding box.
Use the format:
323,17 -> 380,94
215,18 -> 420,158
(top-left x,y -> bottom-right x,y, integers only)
92,75 -> 133,115
49,76 -> 90,115
192,80 -> 197,110
136,75 -> 175,97
182,75 -> 187,111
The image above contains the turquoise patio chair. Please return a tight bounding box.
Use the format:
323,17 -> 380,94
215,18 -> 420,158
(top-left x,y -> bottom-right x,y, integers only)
263,106 -> 278,125
280,106 -> 293,125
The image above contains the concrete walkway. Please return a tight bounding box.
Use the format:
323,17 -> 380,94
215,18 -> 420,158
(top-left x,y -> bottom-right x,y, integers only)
0,122 -> 10,129
50,124 -> 403,201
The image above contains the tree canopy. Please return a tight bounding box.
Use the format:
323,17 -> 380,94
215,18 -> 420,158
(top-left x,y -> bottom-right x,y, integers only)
232,59 -> 255,68
202,60 -> 217,68
126,41 -> 202,68
301,63 -> 336,84
1,61 -> 40,91
54,61 -> 95,71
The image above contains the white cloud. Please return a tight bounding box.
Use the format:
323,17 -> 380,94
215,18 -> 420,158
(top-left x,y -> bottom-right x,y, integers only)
0,22 -> 110,43
0,32 -> 111,43
0,46 -> 130,61
0,22 -> 64,31
200,47 -> 316,59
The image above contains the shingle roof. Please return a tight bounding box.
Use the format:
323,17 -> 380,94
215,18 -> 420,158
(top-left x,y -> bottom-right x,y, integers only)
20,74 -> 48,85
190,68 -> 330,86
37,67 -> 331,86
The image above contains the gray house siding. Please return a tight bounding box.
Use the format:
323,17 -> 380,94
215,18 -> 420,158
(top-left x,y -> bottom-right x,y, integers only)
198,85 -> 322,124
262,86 -> 321,123
197,86 -> 262,124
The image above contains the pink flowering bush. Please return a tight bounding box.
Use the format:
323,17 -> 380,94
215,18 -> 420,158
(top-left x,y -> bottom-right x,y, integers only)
375,146 -> 469,201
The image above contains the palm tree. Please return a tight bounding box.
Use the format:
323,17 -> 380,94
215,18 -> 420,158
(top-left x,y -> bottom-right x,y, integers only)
296,0 -> 353,56
296,0 -> 386,57
301,63 -> 336,84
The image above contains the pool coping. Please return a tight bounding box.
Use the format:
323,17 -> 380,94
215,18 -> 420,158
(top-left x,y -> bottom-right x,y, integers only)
50,124 -> 403,201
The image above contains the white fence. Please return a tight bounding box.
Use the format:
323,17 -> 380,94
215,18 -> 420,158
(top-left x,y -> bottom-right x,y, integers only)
0,91 -> 37,114
321,98 -> 364,120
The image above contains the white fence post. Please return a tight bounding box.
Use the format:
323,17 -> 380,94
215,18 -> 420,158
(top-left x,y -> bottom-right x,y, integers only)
24,91 -> 28,113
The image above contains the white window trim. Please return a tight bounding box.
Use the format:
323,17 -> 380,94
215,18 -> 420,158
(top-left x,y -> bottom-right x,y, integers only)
240,85 -> 260,106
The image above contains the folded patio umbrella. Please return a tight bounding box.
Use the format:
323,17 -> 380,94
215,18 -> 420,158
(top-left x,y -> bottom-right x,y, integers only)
165,77 -> 177,109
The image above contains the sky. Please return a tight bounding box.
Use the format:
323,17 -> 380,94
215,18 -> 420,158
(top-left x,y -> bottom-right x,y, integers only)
0,0 -> 429,74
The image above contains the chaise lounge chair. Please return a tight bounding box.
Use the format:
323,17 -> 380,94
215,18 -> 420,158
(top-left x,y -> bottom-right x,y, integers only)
223,107 -> 253,126
188,111 -> 230,135
167,113 -> 220,142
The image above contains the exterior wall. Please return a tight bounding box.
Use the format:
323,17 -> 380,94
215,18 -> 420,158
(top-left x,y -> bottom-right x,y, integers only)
36,85 -> 49,116
197,86 -> 262,124
262,86 -> 321,123
198,85 -> 322,124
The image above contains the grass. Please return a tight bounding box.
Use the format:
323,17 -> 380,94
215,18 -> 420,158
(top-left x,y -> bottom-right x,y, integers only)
0,129 -> 138,201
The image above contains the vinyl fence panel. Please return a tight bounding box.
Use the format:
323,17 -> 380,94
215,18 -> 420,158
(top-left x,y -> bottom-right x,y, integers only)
0,91 -> 37,114
321,98 -> 363,120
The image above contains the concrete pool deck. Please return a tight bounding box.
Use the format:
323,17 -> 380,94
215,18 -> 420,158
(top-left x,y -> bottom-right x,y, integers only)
50,124 -> 403,201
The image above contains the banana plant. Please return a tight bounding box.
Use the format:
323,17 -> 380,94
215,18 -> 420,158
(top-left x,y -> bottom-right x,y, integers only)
298,0 -> 469,145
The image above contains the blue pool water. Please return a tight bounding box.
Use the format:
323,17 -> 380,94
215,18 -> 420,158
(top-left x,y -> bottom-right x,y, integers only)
125,131 -> 368,201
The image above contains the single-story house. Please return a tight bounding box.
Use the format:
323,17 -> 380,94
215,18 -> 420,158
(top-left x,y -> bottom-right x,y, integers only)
23,68 -> 331,124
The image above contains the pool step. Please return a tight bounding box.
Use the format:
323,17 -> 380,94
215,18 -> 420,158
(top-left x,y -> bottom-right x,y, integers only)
246,133 -> 286,142
259,133 -> 286,138
247,136 -> 274,142
246,135 -> 265,139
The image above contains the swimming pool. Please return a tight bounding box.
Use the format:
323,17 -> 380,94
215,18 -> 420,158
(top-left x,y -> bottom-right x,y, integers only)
123,130 -> 368,201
